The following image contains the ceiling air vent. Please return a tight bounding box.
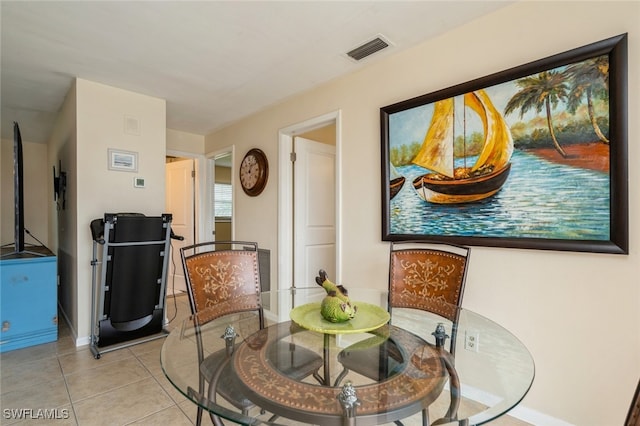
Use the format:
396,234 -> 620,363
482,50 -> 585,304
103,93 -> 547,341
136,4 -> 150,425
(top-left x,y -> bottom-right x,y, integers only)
346,36 -> 390,61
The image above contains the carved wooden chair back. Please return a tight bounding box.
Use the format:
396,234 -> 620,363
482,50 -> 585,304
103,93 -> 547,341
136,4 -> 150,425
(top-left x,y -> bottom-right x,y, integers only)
181,241 -> 263,327
388,240 -> 470,322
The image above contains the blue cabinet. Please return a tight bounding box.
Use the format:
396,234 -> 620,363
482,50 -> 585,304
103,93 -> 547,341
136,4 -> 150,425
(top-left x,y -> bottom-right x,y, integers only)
1,247 -> 58,352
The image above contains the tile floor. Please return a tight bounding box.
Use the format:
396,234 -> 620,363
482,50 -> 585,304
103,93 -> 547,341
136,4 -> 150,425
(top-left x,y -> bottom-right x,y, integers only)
0,294 -> 530,425
0,294 -> 195,426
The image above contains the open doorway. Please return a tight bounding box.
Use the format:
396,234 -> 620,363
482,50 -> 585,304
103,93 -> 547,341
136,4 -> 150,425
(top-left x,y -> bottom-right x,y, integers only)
210,150 -> 234,244
277,111 -> 341,321
164,149 -> 233,295
165,156 -> 195,295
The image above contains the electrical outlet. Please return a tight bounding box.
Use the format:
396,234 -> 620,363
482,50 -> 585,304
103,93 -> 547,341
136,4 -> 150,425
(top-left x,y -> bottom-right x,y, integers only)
465,331 -> 479,352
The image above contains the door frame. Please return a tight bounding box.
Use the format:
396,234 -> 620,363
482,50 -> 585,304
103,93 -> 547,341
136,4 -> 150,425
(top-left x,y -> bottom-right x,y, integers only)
206,145 -> 236,242
277,110 -> 342,321
166,150 -> 207,244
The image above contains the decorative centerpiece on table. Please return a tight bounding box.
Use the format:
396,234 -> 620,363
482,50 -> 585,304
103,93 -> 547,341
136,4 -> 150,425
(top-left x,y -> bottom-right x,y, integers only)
315,269 -> 357,323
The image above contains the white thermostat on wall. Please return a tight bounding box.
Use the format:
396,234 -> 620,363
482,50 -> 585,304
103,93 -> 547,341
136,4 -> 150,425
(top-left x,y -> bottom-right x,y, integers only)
134,177 -> 145,188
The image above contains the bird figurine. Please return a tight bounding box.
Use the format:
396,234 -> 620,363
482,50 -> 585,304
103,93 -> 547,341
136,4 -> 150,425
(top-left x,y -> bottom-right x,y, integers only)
315,269 -> 357,323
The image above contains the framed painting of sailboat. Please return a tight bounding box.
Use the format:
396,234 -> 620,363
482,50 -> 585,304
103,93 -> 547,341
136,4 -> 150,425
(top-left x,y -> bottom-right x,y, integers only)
381,34 -> 628,254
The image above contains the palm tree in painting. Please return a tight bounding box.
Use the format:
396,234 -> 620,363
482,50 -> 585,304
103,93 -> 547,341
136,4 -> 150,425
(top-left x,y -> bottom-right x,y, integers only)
505,70 -> 569,158
564,55 -> 610,144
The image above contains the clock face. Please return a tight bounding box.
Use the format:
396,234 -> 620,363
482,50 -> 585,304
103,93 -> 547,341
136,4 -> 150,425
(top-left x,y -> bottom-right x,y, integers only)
240,154 -> 259,188
240,149 -> 268,196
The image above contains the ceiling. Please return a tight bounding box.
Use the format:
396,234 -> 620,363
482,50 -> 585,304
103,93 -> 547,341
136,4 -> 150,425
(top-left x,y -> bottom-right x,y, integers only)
1,1 -> 512,144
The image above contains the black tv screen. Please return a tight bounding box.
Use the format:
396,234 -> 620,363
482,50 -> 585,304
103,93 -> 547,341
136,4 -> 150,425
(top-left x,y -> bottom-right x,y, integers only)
13,121 -> 25,252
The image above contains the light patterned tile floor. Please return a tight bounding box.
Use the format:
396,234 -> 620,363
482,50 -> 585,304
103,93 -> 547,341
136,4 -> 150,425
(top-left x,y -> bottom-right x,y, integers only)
0,294 -> 530,425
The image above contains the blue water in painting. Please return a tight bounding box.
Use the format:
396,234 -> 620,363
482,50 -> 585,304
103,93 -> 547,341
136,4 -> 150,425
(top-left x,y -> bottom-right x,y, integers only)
390,150 -> 610,240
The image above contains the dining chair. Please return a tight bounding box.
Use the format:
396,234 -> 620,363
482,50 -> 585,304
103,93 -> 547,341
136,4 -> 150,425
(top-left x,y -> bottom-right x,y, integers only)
180,241 -> 323,426
626,378 -> 640,426
335,240 -> 470,425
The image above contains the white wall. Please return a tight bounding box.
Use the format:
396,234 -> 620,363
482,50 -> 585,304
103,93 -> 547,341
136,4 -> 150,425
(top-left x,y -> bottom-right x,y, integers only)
1,137 -> 49,248
166,128 -> 205,154
75,79 -> 167,340
205,2 -> 639,425
47,79 -> 167,340
47,81 -> 78,332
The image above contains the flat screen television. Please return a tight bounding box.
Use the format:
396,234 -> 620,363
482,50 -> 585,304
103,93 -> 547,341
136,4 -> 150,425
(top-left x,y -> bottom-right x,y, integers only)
13,122 -> 25,252
2,122 -> 49,258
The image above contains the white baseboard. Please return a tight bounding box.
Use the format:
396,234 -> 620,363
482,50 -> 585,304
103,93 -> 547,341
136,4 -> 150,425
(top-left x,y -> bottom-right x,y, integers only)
57,302 -> 89,347
75,335 -> 91,347
509,404 -> 574,426
460,384 -> 574,426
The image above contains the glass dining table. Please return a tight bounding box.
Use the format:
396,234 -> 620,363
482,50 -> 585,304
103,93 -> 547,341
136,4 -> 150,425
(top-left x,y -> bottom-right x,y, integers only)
161,287 -> 534,425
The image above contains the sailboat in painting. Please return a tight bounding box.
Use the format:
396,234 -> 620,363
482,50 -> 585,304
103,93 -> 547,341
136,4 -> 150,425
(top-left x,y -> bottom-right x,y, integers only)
389,163 -> 405,199
412,89 -> 514,204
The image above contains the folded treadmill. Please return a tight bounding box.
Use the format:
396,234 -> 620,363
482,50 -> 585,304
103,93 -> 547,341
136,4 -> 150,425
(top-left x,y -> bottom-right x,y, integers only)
89,213 -> 172,359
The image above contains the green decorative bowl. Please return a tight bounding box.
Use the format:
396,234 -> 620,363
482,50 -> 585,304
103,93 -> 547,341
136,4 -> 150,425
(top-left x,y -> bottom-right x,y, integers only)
290,302 -> 390,335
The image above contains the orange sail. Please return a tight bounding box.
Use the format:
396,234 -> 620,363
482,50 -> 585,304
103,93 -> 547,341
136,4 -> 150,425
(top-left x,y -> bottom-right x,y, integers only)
464,90 -> 513,173
411,98 -> 455,178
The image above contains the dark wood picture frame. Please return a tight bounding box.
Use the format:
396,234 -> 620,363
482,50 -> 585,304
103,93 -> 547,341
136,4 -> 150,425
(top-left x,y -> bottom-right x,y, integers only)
381,34 -> 628,254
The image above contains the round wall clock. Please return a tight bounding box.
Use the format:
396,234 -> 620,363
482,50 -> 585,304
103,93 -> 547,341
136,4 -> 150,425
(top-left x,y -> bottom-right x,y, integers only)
239,148 -> 269,196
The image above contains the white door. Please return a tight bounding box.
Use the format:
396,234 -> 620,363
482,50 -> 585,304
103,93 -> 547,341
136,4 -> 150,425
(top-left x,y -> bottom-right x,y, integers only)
165,159 -> 195,294
293,137 -> 336,291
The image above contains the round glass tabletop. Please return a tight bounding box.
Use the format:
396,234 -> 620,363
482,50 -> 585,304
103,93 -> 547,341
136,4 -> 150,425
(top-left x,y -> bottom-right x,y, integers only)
161,287 -> 534,425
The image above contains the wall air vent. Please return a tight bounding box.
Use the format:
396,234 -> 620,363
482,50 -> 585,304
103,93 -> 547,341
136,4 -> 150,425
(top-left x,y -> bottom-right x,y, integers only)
346,36 -> 390,61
